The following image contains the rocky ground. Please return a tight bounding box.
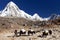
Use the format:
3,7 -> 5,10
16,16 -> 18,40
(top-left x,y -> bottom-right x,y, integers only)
0,25 -> 60,40
0,17 -> 60,40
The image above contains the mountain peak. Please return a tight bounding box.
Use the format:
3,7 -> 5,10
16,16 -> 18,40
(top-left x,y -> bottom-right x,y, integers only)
33,13 -> 41,17
33,13 -> 40,17
9,1 -> 14,4
6,1 -> 18,8
0,1 -> 22,17
8,1 -> 16,6
3,1 -> 18,12
32,13 -> 43,21
33,13 -> 39,16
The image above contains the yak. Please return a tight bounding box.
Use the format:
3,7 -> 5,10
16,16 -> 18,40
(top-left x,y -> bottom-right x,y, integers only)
38,29 -> 52,37
28,29 -> 35,36
19,29 -> 26,36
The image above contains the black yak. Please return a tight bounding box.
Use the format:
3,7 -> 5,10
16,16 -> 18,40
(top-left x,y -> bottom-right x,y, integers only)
38,29 -> 52,37
28,29 -> 35,36
42,30 -> 49,37
19,29 -> 26,36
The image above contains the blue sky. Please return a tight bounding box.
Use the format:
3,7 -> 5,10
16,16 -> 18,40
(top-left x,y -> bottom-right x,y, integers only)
0,0 -> 60,18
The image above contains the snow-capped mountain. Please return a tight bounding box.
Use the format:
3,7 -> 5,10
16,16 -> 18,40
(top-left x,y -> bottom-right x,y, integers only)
49,14 -> 60,20
31,13 -> 44,21
32,13 -> 50,21
0,1 -> 50,21
0,1 -> 32,19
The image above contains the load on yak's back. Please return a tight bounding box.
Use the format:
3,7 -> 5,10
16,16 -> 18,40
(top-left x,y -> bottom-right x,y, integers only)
14,28 -> 52,38
14,28 -> 36,37
38,29 -> 52,38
